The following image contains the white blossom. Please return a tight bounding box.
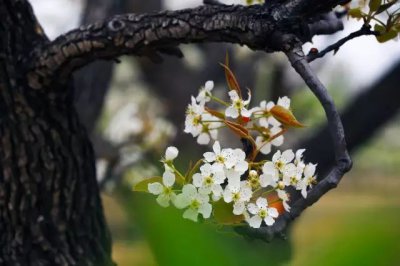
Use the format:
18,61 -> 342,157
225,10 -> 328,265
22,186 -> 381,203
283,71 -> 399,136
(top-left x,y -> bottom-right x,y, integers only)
225,90 -> 251,119
174,184 -> 212,222
255,126 -> 284,155
298,163 -> 317,198
277,96 -> 291,109
272,149 -> 295,172
259,162 -> 279,188
184,97 -> 205,137
148,171 -> 177,207
196,113 -> 221,145
277,189 -> 291,212
223,182 -> 252,215
252,100 -> 281,128
192,163 -> 225,201
196,80 -> 214,103
163,146 -> 179,171
247,197 -> 279,228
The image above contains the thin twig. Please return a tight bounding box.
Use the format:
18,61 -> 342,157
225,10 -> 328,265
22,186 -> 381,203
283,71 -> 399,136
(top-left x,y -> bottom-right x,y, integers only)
307,25 -> 379,62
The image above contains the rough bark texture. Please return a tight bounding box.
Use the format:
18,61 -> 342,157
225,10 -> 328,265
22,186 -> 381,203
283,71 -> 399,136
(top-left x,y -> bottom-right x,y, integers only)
0,1 -> 113,265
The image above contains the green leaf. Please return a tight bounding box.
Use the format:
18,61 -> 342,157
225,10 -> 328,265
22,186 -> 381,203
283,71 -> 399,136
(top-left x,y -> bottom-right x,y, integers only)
348,8 -> 364,19
376,29 -> 398,42
270,105 -> 304,128
133,176 -> 163,192
369,0 -> 382,12
376,0 -> 397,15
213,200 -> 244,225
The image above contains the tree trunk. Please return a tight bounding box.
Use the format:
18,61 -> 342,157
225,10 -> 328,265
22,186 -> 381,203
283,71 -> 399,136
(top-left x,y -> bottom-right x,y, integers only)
0,1 -> 113,265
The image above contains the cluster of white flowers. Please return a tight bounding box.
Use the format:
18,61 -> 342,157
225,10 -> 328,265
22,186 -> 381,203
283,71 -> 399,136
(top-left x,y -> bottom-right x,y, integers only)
146,144 -> 316,228
184,81 -> 290,156
139,78 -> 318,230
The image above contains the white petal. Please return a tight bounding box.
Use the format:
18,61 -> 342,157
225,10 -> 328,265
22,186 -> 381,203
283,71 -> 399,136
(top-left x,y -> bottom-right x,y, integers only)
211,184 -> 223,197
228,90 -> 239,100
249,216 -> 262,228
247,203 -> 259,215
199,203 -> 212,219
241,108 -> 251,118
225,106 -> 239,118
213,172 -> 225,184
162,171 -> 175,187
268,207 -> 279,218
223,189 -> 233,203
233,202 -> 245,215
199,186 -> 212,195
268,117 -> 281,127
304,163 -> 317,177
174,194 -> 190,209
156,194 -> 170,208
182,184 -> 197,197
165,146 -> 179,160
260,142 -> 272,155
282,150 -> 295,163
271,135 -> 284,147
197,133 -> 210,145
183,208 -> 199,222
192,173 -> 203,188
301,188 -> 308,198
264,216 -> 275,226
148,182 -> 163,195
256,197 -> 268,209
203,152 -> 216,162
266,101 -> 275,111
235,160 -> 249,173
277,96 -> 290,109
240,186 -> 253,202
213,141 -> 221,154
205,80 -> 214,91
296,149 -> 306,162
272,150 -> 281,163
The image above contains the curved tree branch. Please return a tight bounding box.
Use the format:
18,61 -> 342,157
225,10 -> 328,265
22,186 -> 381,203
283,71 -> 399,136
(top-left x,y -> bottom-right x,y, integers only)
26,1 -> 348,90
237,45 -> 352,241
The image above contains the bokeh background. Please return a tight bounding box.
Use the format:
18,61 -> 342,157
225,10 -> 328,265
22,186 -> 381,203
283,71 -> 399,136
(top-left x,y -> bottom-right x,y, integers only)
30,0 -> 400,265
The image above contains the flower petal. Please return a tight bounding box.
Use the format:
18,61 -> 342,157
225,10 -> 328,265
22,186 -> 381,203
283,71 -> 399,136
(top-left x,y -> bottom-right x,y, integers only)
247,203 -> 259,215
268,207 -> 279,218
233,202 -> 245,215
156,194 -> 170,208
192,173 -> 203,188
249,215 -> 262,228
165,146 -> 179,161
282,150 -> 295,163
182,184 -> 197,198
225,106 -> 239,118
162,171 -> 175,187
197,133 -> 210,145
199,203 -> 212,219
264,216 -> 275,226
183,208 -> 198,222
256,197 -> 268,209
148,182 -> 163,195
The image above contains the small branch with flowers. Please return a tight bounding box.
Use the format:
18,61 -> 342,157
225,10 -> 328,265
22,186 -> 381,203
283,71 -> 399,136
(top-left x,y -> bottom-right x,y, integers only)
133,55 -> 320,232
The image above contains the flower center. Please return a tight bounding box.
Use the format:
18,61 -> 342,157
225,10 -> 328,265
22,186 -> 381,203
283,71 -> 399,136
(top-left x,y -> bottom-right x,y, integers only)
290,176 -> 298,185
259,209 -> 267,219
216,155 -> 225,164
276,160 -> 284,170
163,186 -> 172,195
234,100 -> 243,110
249,176 -> 260,189
232,192 -> 241,202
204,176 -> 213,186
192,115 -> 201,125
190,199 -> 201,210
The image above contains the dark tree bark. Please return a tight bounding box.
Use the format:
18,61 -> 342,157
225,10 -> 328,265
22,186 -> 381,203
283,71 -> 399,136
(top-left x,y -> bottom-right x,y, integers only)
0,1 -> 112,265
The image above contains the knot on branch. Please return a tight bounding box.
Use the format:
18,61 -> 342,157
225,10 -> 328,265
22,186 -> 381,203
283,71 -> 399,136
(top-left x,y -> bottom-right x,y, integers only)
108,19 -> 125,32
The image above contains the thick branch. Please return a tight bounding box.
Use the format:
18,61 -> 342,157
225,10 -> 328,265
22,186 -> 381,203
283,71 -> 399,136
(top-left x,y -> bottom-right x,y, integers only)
27,4 -> 288,89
